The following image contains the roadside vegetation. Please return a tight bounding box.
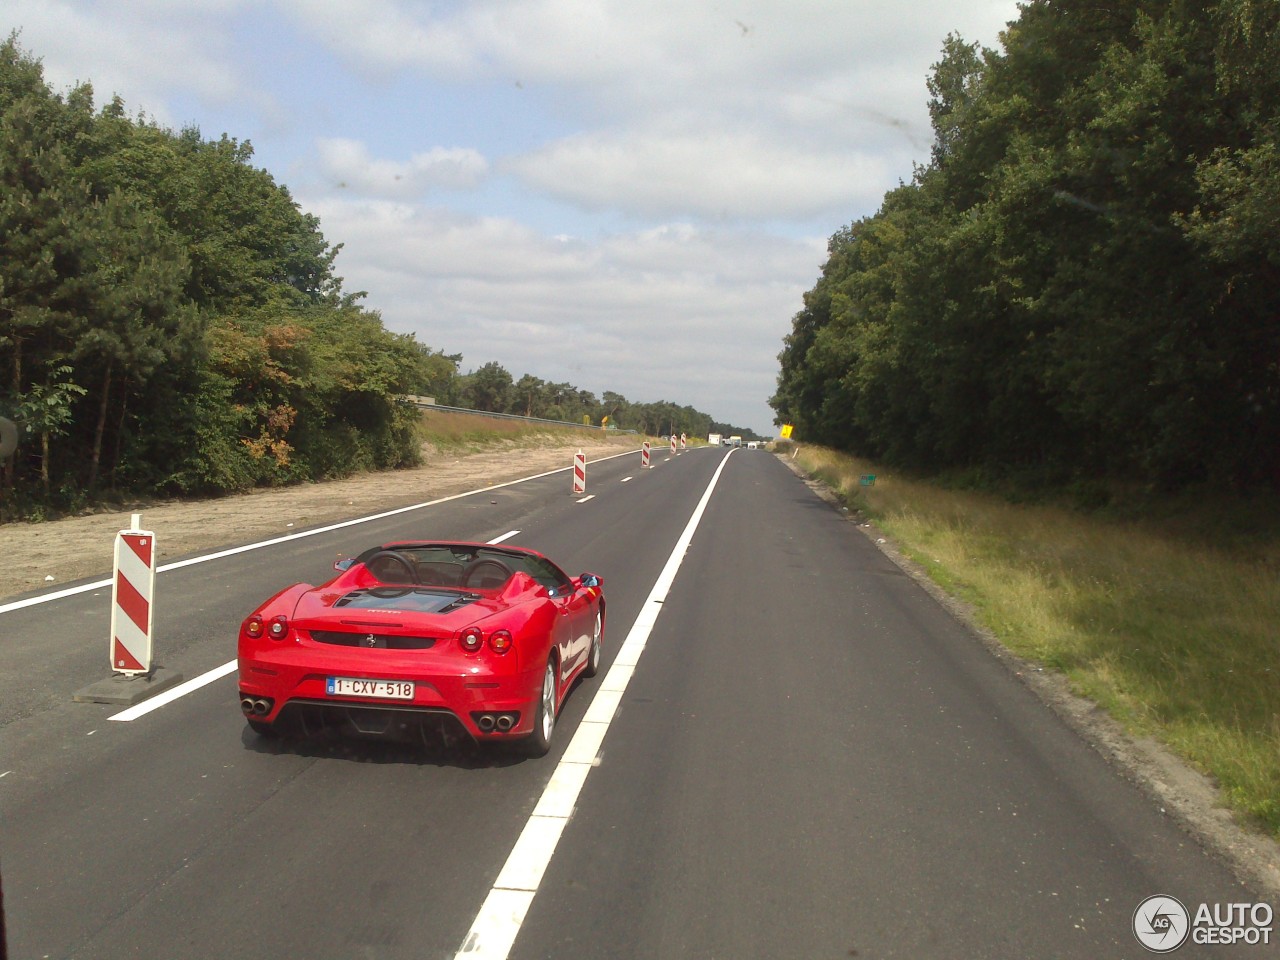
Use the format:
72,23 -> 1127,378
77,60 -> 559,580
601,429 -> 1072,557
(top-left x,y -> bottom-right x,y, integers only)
772,1 -> 1278,494
790,443 -> 1280,839
415,407 -> 635,456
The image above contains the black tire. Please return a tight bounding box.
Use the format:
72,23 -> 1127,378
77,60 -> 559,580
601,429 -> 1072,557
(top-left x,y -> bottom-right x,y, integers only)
582,608 -> 603,678
522,658 -> 557,757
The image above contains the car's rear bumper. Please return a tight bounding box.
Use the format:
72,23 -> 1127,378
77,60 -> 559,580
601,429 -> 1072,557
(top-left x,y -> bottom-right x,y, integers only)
237,644 -> 543,740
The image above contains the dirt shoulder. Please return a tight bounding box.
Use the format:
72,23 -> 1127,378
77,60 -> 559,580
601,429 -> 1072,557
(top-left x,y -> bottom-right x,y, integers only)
0,436 -> 637,602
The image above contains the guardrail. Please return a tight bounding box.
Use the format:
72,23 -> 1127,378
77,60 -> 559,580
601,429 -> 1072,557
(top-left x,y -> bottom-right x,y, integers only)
405,399 -> 637,434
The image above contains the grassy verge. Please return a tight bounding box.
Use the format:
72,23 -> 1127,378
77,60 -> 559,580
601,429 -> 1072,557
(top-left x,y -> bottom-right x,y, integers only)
788,444 -> 1280,839
416,408 -> 629,454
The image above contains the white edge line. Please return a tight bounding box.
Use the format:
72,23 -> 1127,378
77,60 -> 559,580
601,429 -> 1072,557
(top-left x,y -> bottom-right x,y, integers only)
453,448 -> 733,960
108,660 -> 238,721
0,449 -> 639,616
0,578 -> 114,615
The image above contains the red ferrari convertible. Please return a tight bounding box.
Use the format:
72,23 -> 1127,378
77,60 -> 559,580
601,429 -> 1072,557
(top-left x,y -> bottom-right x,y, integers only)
237,541 -> 605,755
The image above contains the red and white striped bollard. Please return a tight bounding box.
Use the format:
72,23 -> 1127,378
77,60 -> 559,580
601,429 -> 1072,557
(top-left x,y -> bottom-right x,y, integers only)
110,513 -> 156,676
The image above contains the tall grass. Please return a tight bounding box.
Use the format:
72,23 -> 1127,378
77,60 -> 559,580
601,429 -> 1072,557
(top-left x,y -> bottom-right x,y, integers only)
792,445 -> 1280,837
416,409 -> 613,454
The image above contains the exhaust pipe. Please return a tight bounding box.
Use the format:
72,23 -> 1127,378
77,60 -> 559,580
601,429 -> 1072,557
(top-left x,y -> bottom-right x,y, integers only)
495,714 -> 513,732
252,698 -> 271,716
241,697 -> 256,714
477,715 -> 496,732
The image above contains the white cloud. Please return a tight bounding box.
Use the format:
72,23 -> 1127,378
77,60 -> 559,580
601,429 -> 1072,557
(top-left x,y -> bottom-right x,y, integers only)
284,1 -> 1016,125
277,0 -> 484,77
279,0 -> 1018,227
4,0 -> 266,124
505,125 -> 892,221
316,138 -> 489,198
306,195 -> 823,429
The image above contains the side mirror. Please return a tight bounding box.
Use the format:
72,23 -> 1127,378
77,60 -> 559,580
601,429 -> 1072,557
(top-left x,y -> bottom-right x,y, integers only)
579,573 -> 603,588
334,558 -> 355,572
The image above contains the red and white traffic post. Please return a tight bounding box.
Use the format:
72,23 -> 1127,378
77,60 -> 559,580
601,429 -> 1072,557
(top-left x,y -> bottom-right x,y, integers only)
679,432 -> 687,453
110,513 -> 156,676
669,434 -> 677,456
572,449 -> 587,494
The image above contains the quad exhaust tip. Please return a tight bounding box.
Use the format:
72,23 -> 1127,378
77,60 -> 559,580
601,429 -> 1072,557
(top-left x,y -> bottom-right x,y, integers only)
241,696 -> 273,716
473,711 -> 519,733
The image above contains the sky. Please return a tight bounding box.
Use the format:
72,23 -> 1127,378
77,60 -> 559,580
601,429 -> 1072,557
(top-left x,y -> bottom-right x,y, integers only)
5,0 -> 1022,436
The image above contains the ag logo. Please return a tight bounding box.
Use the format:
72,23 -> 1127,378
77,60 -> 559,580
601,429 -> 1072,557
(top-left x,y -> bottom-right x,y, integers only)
1134,895 -> 1190,953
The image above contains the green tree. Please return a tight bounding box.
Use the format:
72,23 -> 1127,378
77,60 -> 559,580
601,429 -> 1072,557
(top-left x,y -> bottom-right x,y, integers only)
512,374 -> 547,417
465,361 -> 513,413
13,363 -> 86,495
74,190 -> 192,488
0,40 -> 98,496
774,1 -> 1280,491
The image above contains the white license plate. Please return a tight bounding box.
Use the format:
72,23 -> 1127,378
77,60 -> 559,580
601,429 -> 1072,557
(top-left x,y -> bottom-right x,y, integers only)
325,677 -> 414,700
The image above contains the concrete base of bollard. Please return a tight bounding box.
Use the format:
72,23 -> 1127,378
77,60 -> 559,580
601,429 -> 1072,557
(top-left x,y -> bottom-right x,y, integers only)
73,667 -> 186,705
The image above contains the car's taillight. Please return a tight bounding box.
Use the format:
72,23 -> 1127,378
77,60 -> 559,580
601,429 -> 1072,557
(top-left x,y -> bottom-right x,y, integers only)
460,627 -> 483,653
488,630 -> 513,654
267,615 -> 289,641
245,616 -> 264,639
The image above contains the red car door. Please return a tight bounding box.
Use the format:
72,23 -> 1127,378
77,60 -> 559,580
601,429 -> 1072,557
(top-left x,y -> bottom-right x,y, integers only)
549,583 -> 592,679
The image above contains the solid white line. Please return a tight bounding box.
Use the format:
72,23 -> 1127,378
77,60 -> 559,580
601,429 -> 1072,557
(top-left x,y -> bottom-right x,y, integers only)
489,530 -> 522,545
0,449 -> 639,617
575,495 -> 595,503
108,660 -> 238,722
453,448 -> 734,960
0,578 -> 114,614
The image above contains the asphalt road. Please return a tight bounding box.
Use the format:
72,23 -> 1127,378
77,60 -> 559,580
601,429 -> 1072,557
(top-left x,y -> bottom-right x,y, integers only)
0,447 -> 1260,959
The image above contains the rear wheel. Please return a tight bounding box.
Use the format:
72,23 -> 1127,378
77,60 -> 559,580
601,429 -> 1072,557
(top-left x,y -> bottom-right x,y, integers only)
522,658 -> 557,757
582,609 -> 603,678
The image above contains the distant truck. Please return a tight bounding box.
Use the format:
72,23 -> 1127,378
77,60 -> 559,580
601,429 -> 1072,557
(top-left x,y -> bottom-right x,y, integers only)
708,433 -> 721,446
728,435 -> 743,447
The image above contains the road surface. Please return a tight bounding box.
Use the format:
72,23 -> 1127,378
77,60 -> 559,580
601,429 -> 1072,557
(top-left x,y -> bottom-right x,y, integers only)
0,447 -> 1258,959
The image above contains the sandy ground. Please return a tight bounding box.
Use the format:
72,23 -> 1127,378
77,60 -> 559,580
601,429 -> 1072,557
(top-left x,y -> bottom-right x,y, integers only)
0,436 -> 637,601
